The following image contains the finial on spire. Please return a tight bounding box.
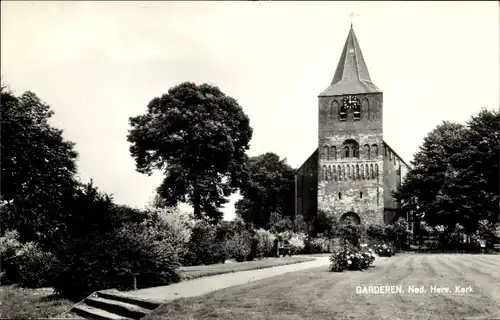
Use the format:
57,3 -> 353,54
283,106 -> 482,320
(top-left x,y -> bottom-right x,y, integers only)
348,12 -> 359,28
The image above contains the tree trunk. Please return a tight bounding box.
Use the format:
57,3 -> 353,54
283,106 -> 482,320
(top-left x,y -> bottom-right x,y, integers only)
133,275 -> 137,290
193,188 -> 201,219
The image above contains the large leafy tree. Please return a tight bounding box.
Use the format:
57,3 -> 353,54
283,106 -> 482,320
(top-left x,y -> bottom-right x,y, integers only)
127,82 -> 252,223
235,152 -> 295,229
1,87 -> 79,248
394,121 -> 466,228
449,108 -> 499,232
394,109 -> 499,237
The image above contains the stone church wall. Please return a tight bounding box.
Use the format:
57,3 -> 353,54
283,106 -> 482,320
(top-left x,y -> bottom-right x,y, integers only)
295,150 -> 318,223
383,143 -> 411,224
317,93 -> 384,225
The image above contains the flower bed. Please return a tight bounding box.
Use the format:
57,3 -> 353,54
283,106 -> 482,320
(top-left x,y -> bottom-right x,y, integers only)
329,244 -> 376,272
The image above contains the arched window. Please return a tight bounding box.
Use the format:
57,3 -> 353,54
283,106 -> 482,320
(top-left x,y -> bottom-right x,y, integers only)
331,100 -> 340,121
356,165 -> 360,180
338,192 -> 342,200
322,165 -> 327,181
353,104 -> 361,120
331,146 -> 337,160
339,104 -> 347,121
323,146 -> 329,160
365,164 -> 369,179
342,165 -> 346,180
333,166 -> 337,181
360,191 -> 363,199
364,144 -> 370,160
344,146 -> 350,158
329,166 -> 333,181
352,145 -> 359,158
347,165 -> 351,179
342,139 -> 359,159
375,164 -> 379,178
370,164 -> 374,179
372,144 -> 378,158
360,165 -> 364,179
337,165 -> 341,181
362,98 -> 370,120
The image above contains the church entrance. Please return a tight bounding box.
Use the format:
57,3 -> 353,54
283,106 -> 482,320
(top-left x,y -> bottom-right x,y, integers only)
340,212 -> 361,225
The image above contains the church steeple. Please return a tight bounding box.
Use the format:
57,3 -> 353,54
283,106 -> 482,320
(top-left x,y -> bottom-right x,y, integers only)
320,26 -> 381,96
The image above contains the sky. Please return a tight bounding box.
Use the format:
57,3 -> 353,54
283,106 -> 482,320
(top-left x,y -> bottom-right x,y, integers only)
2,1 -> 499,220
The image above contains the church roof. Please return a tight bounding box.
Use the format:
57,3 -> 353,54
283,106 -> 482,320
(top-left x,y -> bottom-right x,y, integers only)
319,25 -> 381,96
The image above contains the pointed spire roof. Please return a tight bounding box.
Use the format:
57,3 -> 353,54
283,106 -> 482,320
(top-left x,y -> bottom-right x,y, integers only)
319,25 -> 381,96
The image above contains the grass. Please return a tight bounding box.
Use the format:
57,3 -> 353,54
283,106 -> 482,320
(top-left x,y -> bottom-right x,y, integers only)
179,256 -> 316,280
0,285 -> 77,319
0,257 -> 313,319
145,254 -> 500,320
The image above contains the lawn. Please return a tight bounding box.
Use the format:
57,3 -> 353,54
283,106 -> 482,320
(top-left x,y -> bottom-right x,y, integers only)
0,257 -> 314,319
0,286 -> 77,319
145,254 -> 500,320
180,256 -> 316,280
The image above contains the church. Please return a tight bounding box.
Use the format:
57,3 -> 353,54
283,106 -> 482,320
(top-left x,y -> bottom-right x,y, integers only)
295,25 -> 411,228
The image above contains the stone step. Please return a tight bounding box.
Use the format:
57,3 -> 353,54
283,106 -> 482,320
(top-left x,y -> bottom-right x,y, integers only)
85,296 -> 150,319
72,304 -> 133,320
96,291 -> 162,311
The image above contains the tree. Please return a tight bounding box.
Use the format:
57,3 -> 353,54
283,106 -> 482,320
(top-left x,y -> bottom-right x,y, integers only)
235,152 -> 295,228
393,121 -> 467,228
1,87 -> 79,249
394,109 -> 499,244
268,212 -> 293,234
312,210 -> 338,238
128,82 -> 252,223
449,108 -> 499,232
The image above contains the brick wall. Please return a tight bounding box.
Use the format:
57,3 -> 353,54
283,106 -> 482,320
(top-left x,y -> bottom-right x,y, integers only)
317,92 -> 384,225
295,150 -> 318,222
383,143 -> 411,224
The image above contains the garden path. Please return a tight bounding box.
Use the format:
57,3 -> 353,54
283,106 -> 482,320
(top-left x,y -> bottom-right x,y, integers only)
105,255 -> 331,304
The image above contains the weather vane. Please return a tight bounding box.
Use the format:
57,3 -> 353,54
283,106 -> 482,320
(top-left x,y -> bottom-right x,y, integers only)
349,11 -> 359,27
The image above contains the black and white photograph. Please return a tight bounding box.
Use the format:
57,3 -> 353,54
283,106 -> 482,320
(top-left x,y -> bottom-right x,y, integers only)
1,1 -> 499,319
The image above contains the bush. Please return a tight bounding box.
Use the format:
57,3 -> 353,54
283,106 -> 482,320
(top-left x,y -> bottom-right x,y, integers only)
0,230 -> 22,284
254,229 -> 275,258
14,242 -> 57,288
366,224 -> 388,242
0,230 -> 55,288
268,212 -> 293,234
303,237 -> 331,254
182,220 -> 227,266
225,230 -> 253,262
145,206 -> 193,258
330,243 -> 376,272
338,223 -> 364,249
52,221 -> 181,300
372,243 -> 395,257
348,246 -> 376,270
288,232 -> 306,254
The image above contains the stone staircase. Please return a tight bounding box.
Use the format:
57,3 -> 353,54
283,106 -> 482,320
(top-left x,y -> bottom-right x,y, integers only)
68,290 -> 162,320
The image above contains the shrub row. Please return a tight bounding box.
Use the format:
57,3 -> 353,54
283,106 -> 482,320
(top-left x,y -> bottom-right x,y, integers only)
1,230 -> 56,288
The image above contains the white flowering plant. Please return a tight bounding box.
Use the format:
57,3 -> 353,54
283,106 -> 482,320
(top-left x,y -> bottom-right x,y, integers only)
288,232 -> 307,254
372,243 -> 395,257
347,247 -> 376,270
330,243 -> 375,272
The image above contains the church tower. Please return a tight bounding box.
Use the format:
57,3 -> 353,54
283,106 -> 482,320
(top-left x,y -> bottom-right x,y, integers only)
317,25 -> 384,225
